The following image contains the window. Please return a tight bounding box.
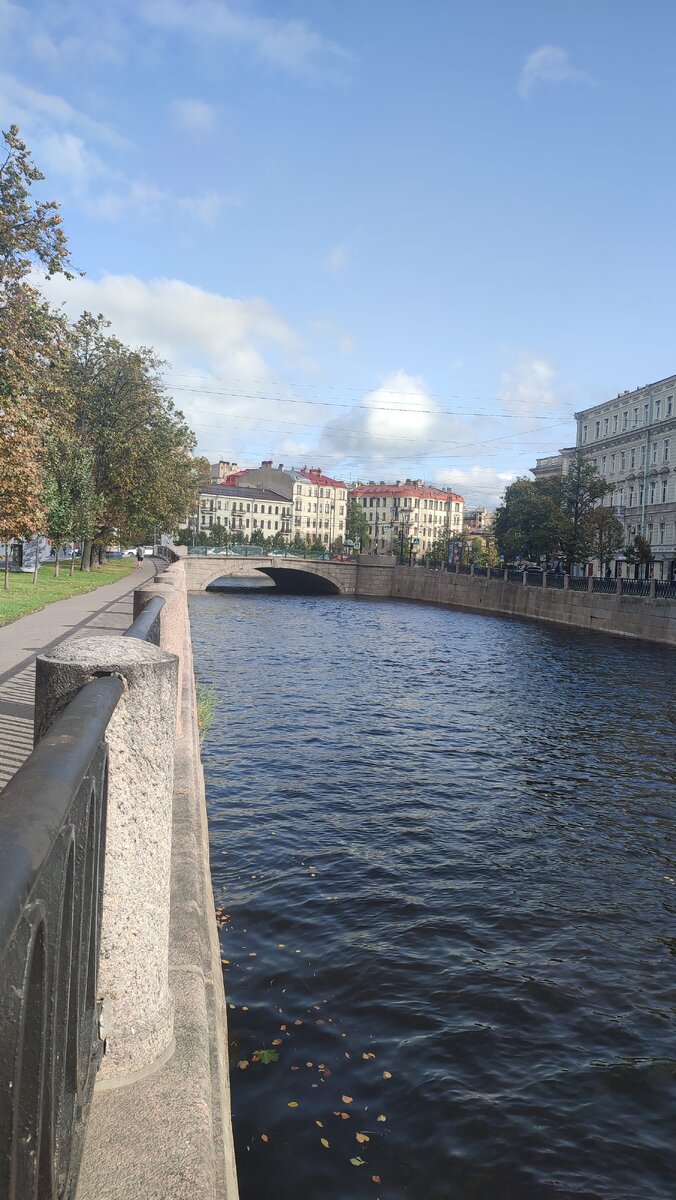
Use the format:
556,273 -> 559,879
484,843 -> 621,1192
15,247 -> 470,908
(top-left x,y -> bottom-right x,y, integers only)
618,488 -> 624,506
620,451 -> 626,470
630,448 -> 636,469
246,519 -> 249,528
595,421 -> 600,438
613,414 -> 618,433
659,522 -> 665,545
652,442 -> 658,464
633,407 -> 639,427
253,504 -> 257,513
664,438 -> 670,462
662,480 -> 668,503
644,403 -> 649,424
246,504 -> 250,512
668,396 -> 673,416
650,482 -> 656,504
610,453 -> 616,473
275,506 -> 279,514
604,418 -> 609,435
623,411 -> 628,430
601,456 -> 607,474
252,519 -> 257,528
639,486 -> 644,506
629,488 -> 635,507
640,445 -> 646,466
655,399 -> 661,419
268,521 -> 271,530
274,521 -> 278,530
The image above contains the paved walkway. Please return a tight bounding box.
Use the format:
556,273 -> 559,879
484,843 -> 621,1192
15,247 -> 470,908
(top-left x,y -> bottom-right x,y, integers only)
0,560 -> 158,790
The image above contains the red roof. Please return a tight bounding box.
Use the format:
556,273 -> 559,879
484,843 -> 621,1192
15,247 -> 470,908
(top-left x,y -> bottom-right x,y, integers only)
292,467 -> 347,489
351,482 -> 464,503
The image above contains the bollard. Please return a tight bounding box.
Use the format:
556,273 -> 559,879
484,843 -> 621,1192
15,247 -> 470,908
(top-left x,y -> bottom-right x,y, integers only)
34,635 -> 178,1084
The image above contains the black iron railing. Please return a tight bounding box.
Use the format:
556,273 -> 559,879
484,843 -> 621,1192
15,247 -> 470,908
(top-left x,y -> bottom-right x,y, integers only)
123,595 -> 165,646
592,577 -> 617,593
655,580 -> 676,599
569,576 -> 590,591
0,676 -> 123,1200
545,572 -> 564,588
621,578 -> 651,596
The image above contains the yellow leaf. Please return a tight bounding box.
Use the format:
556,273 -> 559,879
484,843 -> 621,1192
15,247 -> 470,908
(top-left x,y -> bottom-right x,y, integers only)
261,1134 -> 269,1143
377,1114 -> 387,1122
362,1052 -> 376,1060
321,1138 -> 330,1148
372,1175 -> 381,1183
382,1071 -> 392,1079
287,1101 -> 299,1108
342,1095 -> 353,1104
356,1132 -> 370,1144
315,1120 -> 324,1128
237,1060 -> 248,1070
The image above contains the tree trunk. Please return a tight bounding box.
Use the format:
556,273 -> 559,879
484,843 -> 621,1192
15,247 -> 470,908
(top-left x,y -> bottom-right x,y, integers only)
32,536 -> 40,585
69,546 -> 75,576
4,545 -> 9,591
98,544 -> 106,565
54,553 -> 60,578
80,537 -> 92,572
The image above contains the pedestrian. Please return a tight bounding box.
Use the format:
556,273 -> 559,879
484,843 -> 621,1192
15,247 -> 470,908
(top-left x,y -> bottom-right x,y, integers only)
605,566 -> 611,579
136,545 -> 144,569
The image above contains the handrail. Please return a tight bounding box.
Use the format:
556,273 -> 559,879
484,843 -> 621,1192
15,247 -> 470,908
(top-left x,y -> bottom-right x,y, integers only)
123,594 -> 165,645
0,675 -> 124,1200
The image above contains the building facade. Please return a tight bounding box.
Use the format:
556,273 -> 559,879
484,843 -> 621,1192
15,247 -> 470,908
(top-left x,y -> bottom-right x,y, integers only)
195,485 -> 292,541
350,480 -> 464,557
574,376 -> 676,579
223,462 -> 348,546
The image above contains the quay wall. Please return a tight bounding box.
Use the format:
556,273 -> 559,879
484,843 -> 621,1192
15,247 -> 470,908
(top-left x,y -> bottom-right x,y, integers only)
355,563 -> 676,646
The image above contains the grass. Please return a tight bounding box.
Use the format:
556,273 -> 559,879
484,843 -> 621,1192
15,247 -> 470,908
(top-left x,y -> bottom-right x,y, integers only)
0,559 -> 136,628
196,682 -> 217,742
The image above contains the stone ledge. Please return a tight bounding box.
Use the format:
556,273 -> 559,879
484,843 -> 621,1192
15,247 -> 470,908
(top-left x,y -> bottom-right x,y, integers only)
78,586 -> 238,1200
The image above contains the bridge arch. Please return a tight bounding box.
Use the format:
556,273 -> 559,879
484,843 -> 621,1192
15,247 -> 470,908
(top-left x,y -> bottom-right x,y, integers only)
184,554 -> 356,596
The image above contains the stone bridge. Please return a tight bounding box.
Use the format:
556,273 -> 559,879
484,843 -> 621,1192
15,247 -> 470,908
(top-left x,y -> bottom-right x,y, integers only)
184,553 -> 359,595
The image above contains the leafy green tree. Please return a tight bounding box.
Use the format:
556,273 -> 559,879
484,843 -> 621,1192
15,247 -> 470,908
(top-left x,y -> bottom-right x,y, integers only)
493,478 -> 563,563
624,533 -> 653,579
346,497 -> 369,550
0,125 -> 73,588
583,506 -> 624,573
559,451 -> 609,569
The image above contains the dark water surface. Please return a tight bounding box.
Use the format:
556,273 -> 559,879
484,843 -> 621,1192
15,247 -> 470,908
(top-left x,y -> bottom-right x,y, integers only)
190,591 -> 675,1200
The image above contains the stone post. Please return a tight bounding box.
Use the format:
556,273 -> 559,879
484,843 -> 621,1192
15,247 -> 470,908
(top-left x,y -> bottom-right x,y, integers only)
649,577 -> 656,598
563,574 -> 570,589
503,569 -> 508,581
487,567 -> 492,580
34,635 -> 178,1084
470,564 -> 475,576
542,570 -> 547,588
587,573 -> 594,592
134,570 -> 187,731
616,575 -> 622,594
522,569 -> 527,585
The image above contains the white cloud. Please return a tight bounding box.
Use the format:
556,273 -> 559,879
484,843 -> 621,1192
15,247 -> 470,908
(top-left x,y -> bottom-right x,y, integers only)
500,353 -> 567,417
0,72 -> 126,147
429,465 -> 518,509
324,241 -> 349,275
322,370 -> 443,462
518,45 -> 591,101
139,0 -> 350,76
170,97 -> 217,135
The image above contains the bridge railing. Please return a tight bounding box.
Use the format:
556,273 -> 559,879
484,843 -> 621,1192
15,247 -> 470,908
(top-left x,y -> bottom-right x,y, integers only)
0,595 -> 177,1198
187,544 -> 343,561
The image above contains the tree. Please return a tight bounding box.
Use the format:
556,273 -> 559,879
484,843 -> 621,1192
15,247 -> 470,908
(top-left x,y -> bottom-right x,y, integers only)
493,478 -> 563,563
559,451 -> 609,569
624,533 -> 653,579
0,125 -> 73,587
583,506 -> 624,573
345,498 -> 369,551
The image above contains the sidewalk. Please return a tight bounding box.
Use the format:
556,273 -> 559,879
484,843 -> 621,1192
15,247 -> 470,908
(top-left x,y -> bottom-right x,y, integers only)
0,559 -> 158,790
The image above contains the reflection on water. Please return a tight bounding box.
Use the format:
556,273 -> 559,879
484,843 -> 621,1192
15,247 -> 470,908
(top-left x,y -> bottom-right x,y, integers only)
191,592 -> 676,1200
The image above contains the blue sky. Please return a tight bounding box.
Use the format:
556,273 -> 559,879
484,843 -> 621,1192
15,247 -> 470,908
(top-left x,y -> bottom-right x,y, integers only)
3,0 -> 676,505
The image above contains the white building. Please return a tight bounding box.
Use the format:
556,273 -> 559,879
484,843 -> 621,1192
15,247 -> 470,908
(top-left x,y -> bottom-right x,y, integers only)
574,376 -> 675,579
350,480 -> 464,557
194,484 -> 292,541
223,462 -> 348,547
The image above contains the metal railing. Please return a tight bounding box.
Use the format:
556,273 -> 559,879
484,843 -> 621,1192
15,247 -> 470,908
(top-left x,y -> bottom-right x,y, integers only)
0,676 -> 123,1200
569,576 -> 590,591
655,580 -> 676,599
473,566 -> 488,577
621,578 -> 651,596
545,572 -> 564,588
507,569 -> 523,584
123,595 -> 165,646
592,577 -> 617,593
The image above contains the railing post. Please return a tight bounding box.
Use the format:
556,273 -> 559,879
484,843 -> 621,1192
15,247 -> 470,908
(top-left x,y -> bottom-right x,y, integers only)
522,570 -> 527,585
616,575 -> 622,594
587,573 -> 594,592
503,569 -> 508,581
542,571 -> 547,588
34,635 -> 178,1084
470,564 -> 475,576
563,573 -> 570,590
649,577 -> 656,598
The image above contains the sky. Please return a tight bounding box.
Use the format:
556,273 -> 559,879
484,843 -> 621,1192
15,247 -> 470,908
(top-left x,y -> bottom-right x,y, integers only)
3,0 -> 676,507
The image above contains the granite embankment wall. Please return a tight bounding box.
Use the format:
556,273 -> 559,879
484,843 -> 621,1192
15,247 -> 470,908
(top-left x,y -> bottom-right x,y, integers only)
353,559 -> 676,645
67,560 -> 238,1200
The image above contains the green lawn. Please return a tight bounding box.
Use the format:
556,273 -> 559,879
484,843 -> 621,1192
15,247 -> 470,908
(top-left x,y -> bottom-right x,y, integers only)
0,559 -> 136,627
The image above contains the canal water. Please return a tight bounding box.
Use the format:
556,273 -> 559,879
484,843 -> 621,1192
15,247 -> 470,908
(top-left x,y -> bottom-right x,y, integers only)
190,590 -> 675,1200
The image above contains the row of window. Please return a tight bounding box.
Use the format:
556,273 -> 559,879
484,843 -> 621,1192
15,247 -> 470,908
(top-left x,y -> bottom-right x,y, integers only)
200,515 -> 289,530
294,501 -> 344,514
295,486 -> 347,500
201,499 -> 289,516
582,395 -> 674,442
360,496 -> 462,512
625,521 -> 673,546
593,439 -> 671,474
612,478 -> 671,506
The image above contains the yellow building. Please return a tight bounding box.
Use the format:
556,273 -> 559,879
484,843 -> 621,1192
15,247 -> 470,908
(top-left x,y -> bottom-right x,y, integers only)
350,480 -> 464,557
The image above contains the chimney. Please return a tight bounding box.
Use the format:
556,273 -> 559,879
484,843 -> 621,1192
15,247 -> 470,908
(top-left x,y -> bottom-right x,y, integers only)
277,463 -> 284,471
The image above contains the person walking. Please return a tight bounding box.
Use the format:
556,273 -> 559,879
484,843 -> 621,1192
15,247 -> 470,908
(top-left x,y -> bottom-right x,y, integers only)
136,546 -> 144,570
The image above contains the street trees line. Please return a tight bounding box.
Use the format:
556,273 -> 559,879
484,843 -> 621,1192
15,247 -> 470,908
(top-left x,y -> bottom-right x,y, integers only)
493,452 -> 632,572
0,126 -> 201,587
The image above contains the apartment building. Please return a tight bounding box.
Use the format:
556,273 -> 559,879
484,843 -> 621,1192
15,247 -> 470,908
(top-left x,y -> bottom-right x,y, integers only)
350,480 -> 464,556
574,376 -> 676,579
224,461 -> 348,546
195,485 -> 292,539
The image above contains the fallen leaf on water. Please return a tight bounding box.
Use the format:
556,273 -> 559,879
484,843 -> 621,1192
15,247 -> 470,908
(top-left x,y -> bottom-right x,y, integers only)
344,1052 -> 351,1059
294,1019 -> 303,1026
249,952 -> 256,957
362,1052 -> 376,1060
280,1024 -> 287,1031
316,1019 -> 325,1025
321,1138 -> 330,1148
291,1065 -> 299,1071
242,1006 -> 248,1012
356,1133 -> 370,1144
287,1101 -> 299,1108
253,1048 -> 279,1064
278,943 -> 286,948
237,1060 -> 249,1070
342,1095 -> 353,1104
306,1061 -> 314,1068
261,1135 -> 269,1143
272,1039 -> 282,1046
221,958 -> 229,965
377,1115 -> 386,1123
315,1120 -> 324,1128
320,1068 -> 332,1076
372,1175 -> 381,1183
350,1157 -> 366,1167
382,1071 -> 392,1079
334,1111 -> 350,1120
